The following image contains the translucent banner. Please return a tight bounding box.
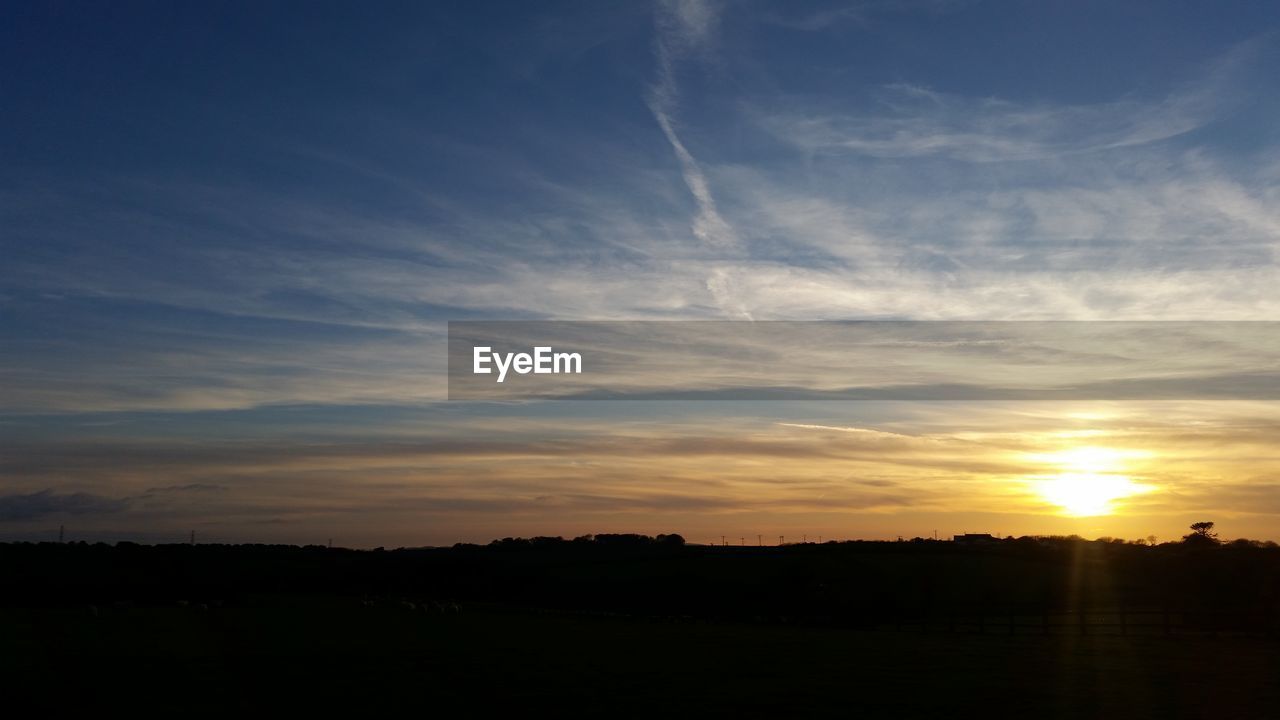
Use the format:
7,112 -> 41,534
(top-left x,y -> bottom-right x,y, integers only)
447,321 -> 1280,401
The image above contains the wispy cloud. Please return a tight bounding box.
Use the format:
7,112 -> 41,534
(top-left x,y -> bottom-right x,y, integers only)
650,109 -> 738,248
777,423 -> 925,440
7,401 -> 1280,541
758,42 -> 1260,162
648,0 -> 748,316
0,489 -> 128,522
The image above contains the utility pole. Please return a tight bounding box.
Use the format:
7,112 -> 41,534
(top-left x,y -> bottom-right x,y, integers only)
190,530 -> 195,546
757,534 -> 762,546
328,538 -> 333,549
779,535 -> 784,546
58,525 -> 65,543
721,535 -> 726,547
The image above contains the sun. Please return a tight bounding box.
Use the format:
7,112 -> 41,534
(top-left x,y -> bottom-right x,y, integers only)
1036,472 -> 1148,516
1025,446 -> 1153,517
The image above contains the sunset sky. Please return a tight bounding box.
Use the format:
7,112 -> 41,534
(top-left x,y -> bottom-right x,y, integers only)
5,1 -> 1280,546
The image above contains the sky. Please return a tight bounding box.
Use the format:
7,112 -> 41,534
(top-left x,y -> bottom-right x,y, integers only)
4,1 -> 1280,546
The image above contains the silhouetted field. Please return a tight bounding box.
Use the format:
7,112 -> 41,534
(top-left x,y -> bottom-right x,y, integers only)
3,535 -> 1278,716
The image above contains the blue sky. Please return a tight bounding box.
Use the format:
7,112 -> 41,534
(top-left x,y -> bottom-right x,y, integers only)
4,1 -> 1280,545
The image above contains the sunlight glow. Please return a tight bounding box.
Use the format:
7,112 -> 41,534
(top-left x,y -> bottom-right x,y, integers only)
1026,445 -> 1154,517
1036,473 -> 1149,516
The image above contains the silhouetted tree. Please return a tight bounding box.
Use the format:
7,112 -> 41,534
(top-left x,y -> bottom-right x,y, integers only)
1182,521 -> 1219,546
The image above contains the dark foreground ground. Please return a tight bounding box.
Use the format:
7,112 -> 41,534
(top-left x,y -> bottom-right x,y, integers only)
3,600 -> 1278,718
3,536 -> 1278,716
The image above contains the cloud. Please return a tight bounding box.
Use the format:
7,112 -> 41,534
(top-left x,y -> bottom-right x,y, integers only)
7,164 -> 1280,415
777,423 -> 925,440
6,400 -> 1280,541
648,0 -> 748,317
145,483 -> 227,494
764,0 -> 980,32
2,14 -> 1279,419
757,42 -> 1260,162
650,109 -> 738,249
0,489 -> 128,522
655,0 -> 722,52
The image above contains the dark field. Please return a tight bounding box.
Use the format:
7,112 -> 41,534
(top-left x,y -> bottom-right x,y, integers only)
3,602 -> 1278,717
3,536 -> 1278,716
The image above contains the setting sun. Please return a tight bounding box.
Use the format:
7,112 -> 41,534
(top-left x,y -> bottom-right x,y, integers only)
1026,446 -> 1154,516
1035,473 -> 1150,516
